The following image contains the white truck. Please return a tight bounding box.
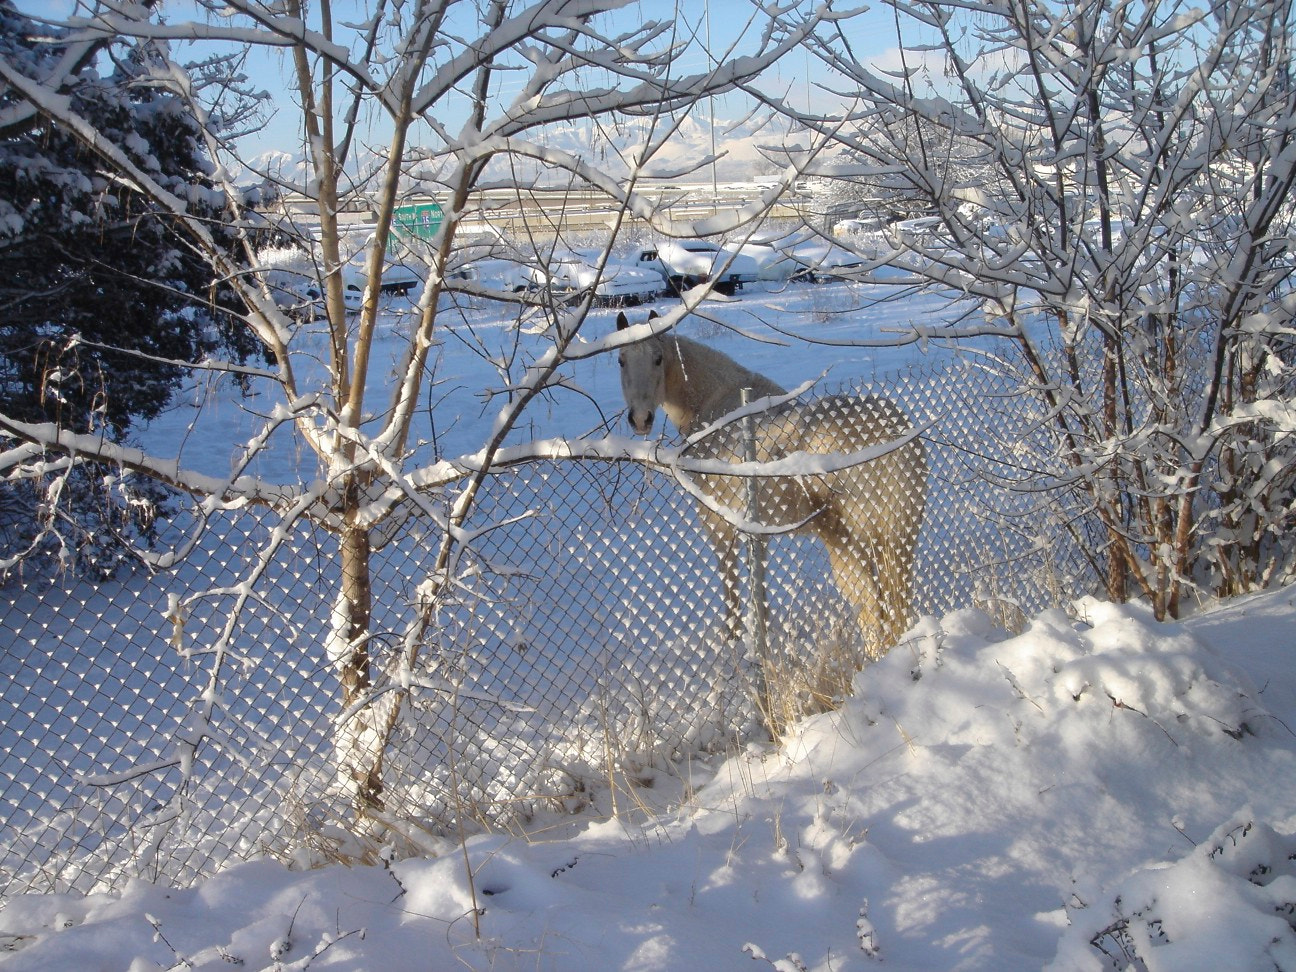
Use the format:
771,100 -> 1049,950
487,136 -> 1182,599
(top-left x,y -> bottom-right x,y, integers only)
529,249 -> 664,305
633,240 -> 763,296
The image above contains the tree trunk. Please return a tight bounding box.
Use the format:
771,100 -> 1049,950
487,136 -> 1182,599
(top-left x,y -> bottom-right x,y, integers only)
336,479 -> 383,815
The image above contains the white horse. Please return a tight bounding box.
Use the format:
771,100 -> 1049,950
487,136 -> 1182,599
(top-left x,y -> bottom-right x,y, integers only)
616,311 -> 927,656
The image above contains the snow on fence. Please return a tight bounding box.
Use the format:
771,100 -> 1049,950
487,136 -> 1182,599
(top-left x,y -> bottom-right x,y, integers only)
0,357 -> 1095,900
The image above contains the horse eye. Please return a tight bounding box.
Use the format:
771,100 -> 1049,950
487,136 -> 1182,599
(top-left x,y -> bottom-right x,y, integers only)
618,355 -> 626,368
653,352 -> 663,367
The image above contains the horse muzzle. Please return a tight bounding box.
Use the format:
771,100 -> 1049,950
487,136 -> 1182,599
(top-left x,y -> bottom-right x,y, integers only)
628,409 -> 655,435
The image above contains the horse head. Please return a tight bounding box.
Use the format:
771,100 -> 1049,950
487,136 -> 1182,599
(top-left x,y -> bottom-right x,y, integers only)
617,310 -> 666,435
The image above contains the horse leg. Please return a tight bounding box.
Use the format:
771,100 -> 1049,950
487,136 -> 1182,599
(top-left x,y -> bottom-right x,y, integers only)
698,507 -> 744,639
868,530 -> 917,655
819,518 -> 919,660
867,460 -> 925,655
820,529 -> 886,657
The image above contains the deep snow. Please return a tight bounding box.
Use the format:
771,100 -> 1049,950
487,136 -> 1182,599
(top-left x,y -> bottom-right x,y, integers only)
3,587 -> 1294,970
3,275 -> 1295,971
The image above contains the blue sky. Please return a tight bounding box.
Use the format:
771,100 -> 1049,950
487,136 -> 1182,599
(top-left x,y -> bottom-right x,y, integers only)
227,0 -> 902,158
21,0 -> 904,159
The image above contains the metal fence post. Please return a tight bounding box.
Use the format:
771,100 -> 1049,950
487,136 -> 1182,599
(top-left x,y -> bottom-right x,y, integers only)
740,387 -> 773,733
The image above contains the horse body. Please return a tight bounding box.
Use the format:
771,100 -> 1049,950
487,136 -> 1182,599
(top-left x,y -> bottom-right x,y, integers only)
617,312 -> 927,656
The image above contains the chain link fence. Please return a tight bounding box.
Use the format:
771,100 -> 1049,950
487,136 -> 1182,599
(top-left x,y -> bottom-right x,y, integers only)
0,353 -> 1096,901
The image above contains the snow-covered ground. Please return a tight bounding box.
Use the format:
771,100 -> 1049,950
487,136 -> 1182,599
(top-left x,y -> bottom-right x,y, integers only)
3,276 -> 1295,970
2,587 -> 1294,970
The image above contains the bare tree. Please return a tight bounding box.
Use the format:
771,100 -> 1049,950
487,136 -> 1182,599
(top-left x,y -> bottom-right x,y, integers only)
802,0 -> 1296,618
0,0 -> 851,834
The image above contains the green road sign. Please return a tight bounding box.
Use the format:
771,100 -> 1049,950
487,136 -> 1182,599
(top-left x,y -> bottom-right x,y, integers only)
391,202 -> 444,246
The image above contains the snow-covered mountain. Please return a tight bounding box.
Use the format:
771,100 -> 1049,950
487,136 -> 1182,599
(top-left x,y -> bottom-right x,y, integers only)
235,112 -> 808,190
524,110 -> 806,181
240,147 -> 310,188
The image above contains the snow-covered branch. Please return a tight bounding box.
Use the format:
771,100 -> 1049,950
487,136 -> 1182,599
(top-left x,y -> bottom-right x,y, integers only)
0,415 -> 305,511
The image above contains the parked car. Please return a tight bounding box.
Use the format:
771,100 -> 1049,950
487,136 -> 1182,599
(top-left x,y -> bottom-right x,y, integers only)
463,257 -> 533,294
633,240 -> 762,295
530,249 -> 663,305
258,236 -> 427,317
340,253 -> 424,312
732,229 -> 869,283
262,270 -> 323,321
833,216 -> 886,236
255,245 -> 324,320
889,215 -> 946,246
720,239 -> 788,282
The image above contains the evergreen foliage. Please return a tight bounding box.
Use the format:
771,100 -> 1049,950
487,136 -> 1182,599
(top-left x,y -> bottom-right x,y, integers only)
0,2 -> 263,576
0,1 -> 255,439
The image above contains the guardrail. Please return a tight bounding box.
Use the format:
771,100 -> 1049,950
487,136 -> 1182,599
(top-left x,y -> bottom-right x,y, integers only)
278,185 -> 818,238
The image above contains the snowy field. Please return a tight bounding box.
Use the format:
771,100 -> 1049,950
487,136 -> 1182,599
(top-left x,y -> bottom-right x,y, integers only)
3,588 -> 1294,970
143,266 -> 957,486
3,276 -> 1295,969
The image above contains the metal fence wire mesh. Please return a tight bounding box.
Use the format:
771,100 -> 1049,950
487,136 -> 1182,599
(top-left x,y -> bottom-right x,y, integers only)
0,354 -> 1097,900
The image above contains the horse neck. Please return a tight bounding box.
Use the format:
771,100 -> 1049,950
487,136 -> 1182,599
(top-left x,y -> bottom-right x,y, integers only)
659,337 -> 704,435
660,335 -> 782,435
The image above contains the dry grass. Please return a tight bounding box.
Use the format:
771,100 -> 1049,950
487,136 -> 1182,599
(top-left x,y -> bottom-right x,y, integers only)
750,596 -> 878,736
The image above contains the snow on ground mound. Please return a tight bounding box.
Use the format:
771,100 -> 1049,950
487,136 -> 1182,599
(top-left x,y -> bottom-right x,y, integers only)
2,590 -> 1295,971
1052,813 -> 1296,972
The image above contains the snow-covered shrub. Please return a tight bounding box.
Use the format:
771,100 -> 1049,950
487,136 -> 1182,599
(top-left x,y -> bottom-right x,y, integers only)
0,464 -> 174,584
814,0 -> 1296,617
1054,813 -> 1296,972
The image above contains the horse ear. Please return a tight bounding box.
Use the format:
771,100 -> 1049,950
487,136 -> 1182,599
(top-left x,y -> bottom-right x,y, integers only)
616,312 -> 629,331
